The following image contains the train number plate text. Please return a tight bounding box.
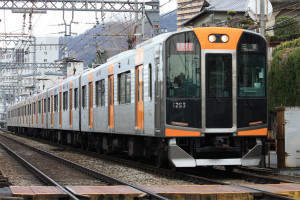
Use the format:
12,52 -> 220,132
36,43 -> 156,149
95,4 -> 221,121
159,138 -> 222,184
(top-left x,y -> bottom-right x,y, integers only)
173,102 -> 186,109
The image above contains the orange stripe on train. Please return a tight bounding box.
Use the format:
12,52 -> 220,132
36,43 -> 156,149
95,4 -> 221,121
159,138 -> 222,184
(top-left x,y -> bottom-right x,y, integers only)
238,128 -> 268,136
166,129 -> 201,137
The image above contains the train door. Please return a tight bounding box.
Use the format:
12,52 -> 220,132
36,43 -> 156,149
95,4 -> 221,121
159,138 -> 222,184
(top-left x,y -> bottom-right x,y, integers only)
136,65 -> 144,130
89,82 -> 93,128
108,75 -> 114,128
206,54 -> 232,128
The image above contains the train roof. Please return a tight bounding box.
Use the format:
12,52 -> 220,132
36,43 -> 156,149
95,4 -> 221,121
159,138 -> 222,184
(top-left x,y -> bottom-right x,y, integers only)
136,32 -> 173,49
107,49 -> 135,63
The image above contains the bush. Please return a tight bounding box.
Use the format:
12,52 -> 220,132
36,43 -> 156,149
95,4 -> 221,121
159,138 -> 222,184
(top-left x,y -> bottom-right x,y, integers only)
274,16 -> 299,36
268,46 -> 300,112
270,33 -> 300,42
272,37 -> 300,56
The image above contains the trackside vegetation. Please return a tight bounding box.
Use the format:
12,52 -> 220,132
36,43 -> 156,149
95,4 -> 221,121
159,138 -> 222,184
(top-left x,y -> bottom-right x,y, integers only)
268,37 -> 300,112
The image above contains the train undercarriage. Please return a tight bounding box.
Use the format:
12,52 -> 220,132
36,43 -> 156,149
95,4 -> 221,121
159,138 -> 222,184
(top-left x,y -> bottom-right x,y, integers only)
8,126 -> 265,168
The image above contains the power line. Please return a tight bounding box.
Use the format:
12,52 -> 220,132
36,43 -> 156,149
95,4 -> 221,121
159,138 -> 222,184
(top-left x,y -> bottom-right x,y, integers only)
266,11 -> 300,31
266,19 -> 300,31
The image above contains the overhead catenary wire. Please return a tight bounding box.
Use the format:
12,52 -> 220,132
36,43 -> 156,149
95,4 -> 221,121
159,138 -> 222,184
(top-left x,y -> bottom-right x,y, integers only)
68,0 -> 177,53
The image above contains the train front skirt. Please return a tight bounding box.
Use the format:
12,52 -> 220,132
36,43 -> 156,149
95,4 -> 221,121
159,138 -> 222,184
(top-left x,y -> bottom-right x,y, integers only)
168,138 -> 263,167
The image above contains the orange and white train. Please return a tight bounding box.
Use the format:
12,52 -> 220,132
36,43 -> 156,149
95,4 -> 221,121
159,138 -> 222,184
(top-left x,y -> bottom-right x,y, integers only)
7,27 -> 268,168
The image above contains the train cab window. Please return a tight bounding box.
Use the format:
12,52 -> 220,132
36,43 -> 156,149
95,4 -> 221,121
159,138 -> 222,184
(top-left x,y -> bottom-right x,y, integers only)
237,33 -> 266,97
165,31 -> 202,129
118,72 -> 131,104
74,88 -> 78,109
166,31 -> 201,98
82,85 -> 86,109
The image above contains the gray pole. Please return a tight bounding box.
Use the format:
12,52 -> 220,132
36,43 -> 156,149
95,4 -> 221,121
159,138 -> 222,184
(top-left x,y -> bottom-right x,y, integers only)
260,0 -> 266,36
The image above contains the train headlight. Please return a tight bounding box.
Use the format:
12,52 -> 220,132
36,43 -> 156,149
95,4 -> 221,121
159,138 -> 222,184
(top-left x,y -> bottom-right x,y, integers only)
221,35 -> 229,43
208,35 -> 217,43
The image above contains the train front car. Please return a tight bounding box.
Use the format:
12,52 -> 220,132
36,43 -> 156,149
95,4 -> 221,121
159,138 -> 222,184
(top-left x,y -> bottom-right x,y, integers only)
164,27 -> 267,168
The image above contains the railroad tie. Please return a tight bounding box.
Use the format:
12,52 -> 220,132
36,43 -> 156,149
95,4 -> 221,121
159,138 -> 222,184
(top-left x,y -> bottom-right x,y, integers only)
0,170 -> 12,188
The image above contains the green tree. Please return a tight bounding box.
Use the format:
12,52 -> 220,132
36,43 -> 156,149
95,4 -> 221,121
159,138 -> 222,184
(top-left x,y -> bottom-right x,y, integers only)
274,16 -> 299,36
226,11 -> 254,29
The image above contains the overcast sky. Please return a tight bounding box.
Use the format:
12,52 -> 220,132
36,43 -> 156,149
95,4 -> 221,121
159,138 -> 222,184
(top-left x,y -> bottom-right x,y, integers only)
0,0 -> 177,39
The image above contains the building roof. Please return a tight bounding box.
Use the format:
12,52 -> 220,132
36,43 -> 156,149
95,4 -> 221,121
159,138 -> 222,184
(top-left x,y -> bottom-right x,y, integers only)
183,0 -> 248,26
205,0 -> 248,12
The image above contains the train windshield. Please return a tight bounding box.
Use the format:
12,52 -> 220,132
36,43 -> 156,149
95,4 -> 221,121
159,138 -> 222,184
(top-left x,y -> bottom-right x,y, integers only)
237,33 -> 267,97
166,32 -> 201,98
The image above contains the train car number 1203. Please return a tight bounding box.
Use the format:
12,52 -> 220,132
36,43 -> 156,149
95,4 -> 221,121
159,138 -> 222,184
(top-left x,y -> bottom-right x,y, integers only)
173,102 -> 186,109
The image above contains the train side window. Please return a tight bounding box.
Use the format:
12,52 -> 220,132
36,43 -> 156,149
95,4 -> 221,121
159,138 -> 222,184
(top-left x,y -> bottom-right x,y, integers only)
38,100 -> 41,114
101,80 -> 105,106
148,64 -> 152,100
82,85 -> 86,109
96,79 -> 105,107
54,95 -> 58,112
69,89 -> 72,111
44,99 -> 46,113
48,98 -> 50,112
118,71 -> 131,104
96,80 -> 100,106
63,91 -> 68,111
33,102 -> 36,114
74,88 -> 78,109
155,63 -> 160,97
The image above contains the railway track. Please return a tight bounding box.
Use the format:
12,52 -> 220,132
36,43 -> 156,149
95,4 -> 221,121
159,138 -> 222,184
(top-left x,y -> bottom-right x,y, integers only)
1,130 -> 299,200
0,133 -> 170,200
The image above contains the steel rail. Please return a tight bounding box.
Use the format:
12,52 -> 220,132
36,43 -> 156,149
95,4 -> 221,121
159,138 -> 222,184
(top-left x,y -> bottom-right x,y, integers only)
0,141 -> 80,200
2,131 -> 298,200
0,133 -> 170,200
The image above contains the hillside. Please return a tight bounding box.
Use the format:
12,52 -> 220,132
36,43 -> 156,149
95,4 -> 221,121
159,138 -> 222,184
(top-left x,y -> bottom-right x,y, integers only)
61,10 -> 177,65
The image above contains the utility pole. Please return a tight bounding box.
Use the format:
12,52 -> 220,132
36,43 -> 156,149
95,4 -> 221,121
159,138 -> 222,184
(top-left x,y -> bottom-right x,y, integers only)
260,0 -> 266,36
